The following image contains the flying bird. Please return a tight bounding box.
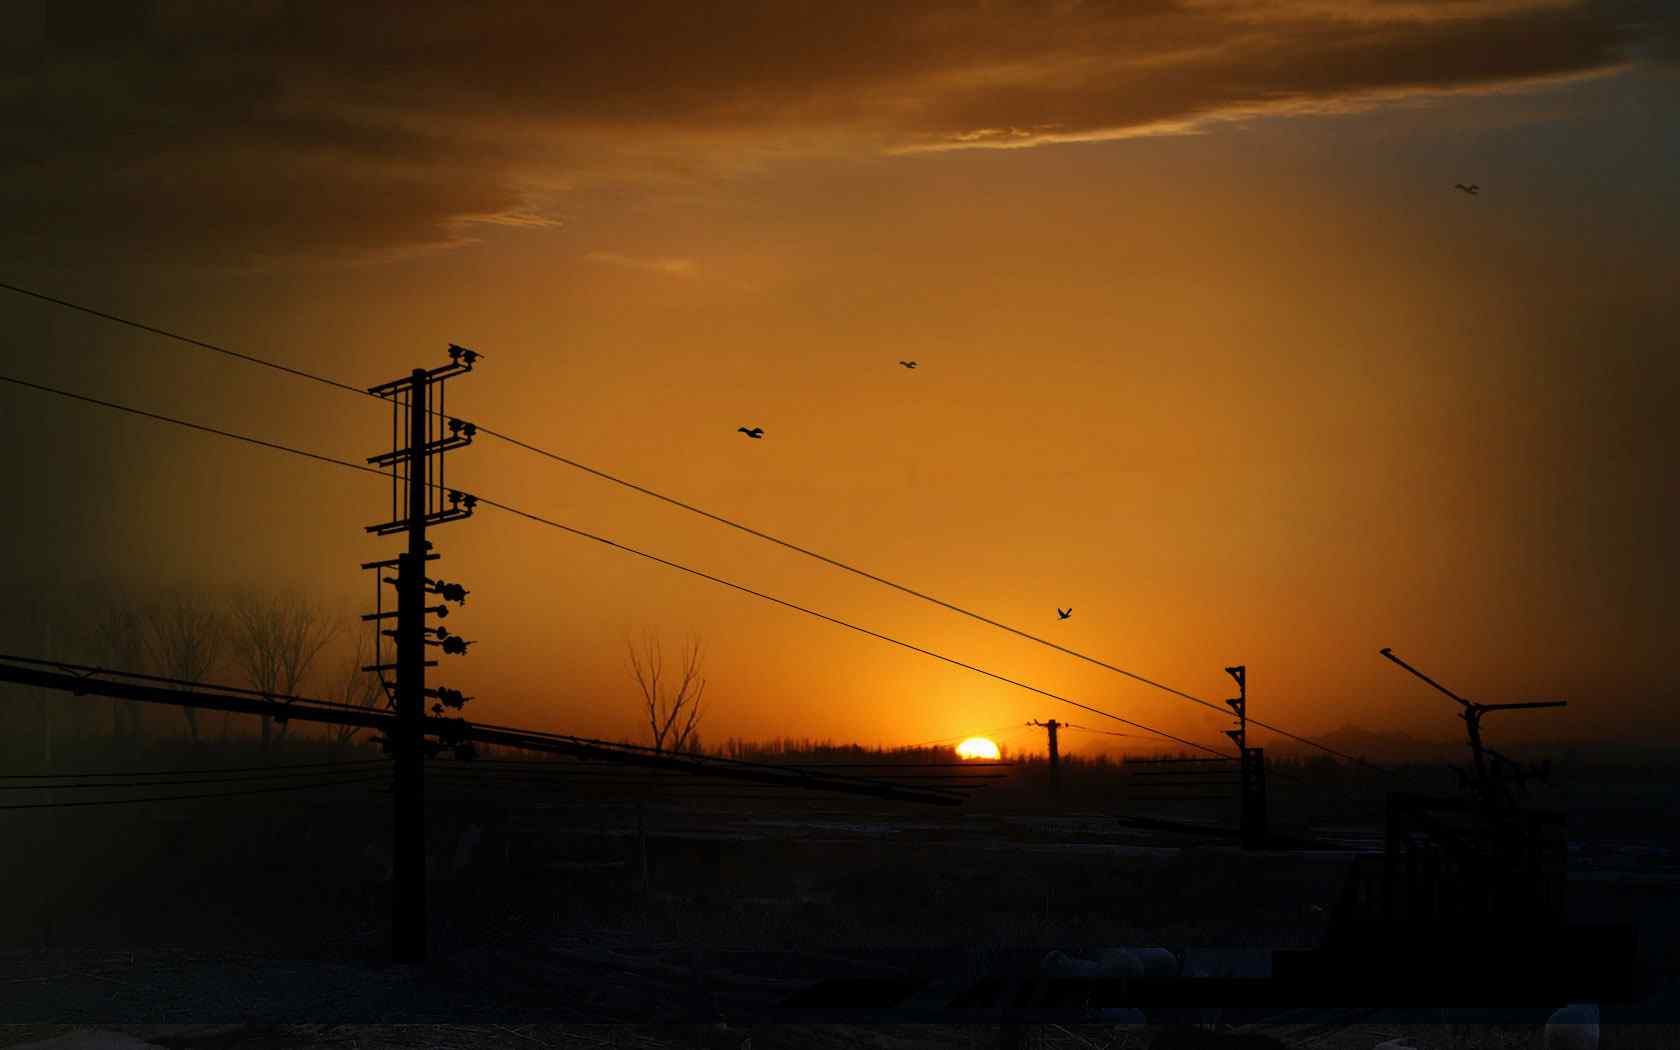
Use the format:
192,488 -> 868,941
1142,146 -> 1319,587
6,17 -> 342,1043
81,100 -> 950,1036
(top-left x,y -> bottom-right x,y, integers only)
899,360 -> 917,369
737,426 -> 764,439
1454,183 -> 1479,196
1057,607 -> 1071,620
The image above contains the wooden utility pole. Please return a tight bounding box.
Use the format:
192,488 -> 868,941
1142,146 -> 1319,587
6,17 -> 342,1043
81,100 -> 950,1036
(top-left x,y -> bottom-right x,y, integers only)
1028,719 -> 1062,799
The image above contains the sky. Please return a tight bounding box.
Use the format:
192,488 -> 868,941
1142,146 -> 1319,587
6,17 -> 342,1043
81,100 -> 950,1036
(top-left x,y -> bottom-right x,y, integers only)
2,0 -> 1676,761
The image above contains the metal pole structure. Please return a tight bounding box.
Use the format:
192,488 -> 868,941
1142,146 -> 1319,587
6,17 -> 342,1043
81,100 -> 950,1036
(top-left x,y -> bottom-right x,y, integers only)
394,368 -> 429,964
1378,648 -> 1566,813
1027,719 -> 1061,800
367,348 -> 479,964
1242,745 -> 1267,850
1224,664 -> 1267,849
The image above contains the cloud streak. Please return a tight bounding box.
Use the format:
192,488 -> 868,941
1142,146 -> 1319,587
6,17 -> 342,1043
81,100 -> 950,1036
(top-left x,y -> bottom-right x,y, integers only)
5,0 -> 1672,262
585,252 -> 700,279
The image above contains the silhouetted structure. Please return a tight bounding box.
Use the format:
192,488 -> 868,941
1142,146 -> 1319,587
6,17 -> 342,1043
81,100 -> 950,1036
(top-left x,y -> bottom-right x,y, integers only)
1304,649 -> 1582,1000
1123,754 -> 1237,804
1223,664 -> 1267,850
363,345 -> 480,962
1028,718 -> 1062,797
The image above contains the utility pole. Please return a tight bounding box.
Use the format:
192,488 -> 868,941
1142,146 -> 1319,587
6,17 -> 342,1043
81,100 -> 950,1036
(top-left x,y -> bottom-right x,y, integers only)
364,346 -> 479,964
1379,648 -> 1566,814
1225,665 -> 1267,850
1028,719 -> 1062,800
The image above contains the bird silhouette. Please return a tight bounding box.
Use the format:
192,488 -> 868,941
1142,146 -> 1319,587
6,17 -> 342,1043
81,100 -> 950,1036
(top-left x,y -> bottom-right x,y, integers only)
737,426 -> 764,439
899,360 -> 917,369
1454,183 -> 1479,195
1057,608 -> 1071,620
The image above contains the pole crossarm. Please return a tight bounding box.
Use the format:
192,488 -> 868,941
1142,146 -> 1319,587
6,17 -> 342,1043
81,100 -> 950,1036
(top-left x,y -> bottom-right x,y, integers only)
1379,647 -> 1473,708
1477,701 -> 1570,715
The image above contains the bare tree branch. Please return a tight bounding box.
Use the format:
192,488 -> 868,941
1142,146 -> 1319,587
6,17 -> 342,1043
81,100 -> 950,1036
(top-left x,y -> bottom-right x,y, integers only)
91,591 -> 148,741
228,590 -> 336,751
627,628 -> 706,754
146,589 -> 224,743
329,631 -> 386,752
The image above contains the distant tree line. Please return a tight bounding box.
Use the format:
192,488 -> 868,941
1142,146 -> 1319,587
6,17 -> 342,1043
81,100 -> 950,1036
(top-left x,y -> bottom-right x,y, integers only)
4,582 -> 386,768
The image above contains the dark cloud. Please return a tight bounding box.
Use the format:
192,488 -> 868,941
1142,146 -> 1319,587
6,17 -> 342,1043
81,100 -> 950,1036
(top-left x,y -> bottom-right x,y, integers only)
3,0 -> 1668,262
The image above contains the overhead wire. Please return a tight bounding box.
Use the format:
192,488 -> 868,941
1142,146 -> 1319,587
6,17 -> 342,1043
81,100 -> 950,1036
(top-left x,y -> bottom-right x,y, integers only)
0,653 -> 395,716
1061,724 -> 1164,740
0,766 -> 392,791
0,283 -> 1382,772
1,369 -> 1236,760
0,771 -> 386,811
473,492 -> 1237,760
0,374 -> 384,480
0,279 -> 369,398
1,762 -> 386,786
0,758 -> 387,779
893,724 -> 1025,751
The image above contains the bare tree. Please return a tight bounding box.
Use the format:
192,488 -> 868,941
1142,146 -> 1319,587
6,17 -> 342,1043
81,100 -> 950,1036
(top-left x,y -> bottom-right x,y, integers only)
229,590 -> 337,751
92,591 -> 149,741
28,605 -> 66,768
327,631 -> 387,754
627,629 -> 706,754
146,589 -> 224,743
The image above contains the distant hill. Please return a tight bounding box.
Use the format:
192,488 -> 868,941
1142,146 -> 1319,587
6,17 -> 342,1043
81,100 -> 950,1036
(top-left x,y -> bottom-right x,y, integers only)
1264,724 -> 1462,763
1256,725 -> 1674,769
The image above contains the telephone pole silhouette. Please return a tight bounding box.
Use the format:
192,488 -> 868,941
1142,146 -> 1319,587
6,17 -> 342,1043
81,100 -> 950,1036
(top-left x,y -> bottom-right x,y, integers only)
1379,647 -> 1566,814
363,346 -> 479,964
1028,719 -> 1063,799
1224,664 -> 1268,850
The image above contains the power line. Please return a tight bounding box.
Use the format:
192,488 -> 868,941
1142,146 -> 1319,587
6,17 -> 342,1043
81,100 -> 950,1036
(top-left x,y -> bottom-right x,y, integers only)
895,724 -> 1025,750
0,370 -> 1232,760
0,282 -> 1379,772
446,757 -> 1012,769
0,771 -> 385,811
766,763 -> 1014,769
0,653 -> 393,717
0,767 -> 391,791
477,447 -> 1380,771
449,722 -> 1009,798
473,494 -> 1235,760
0,279 -> 370,398
1061,724 -> 1160,740
0,374 -> 385,480
0,758 -> 386,780
424,768 -> 1005,785
454,717 -> 1026,781
478,427 -> 1236,699
428,764 -> 1006,779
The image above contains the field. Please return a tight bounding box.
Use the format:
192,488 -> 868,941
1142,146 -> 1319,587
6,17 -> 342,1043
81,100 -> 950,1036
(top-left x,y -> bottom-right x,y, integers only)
2,735 -> 1678,1048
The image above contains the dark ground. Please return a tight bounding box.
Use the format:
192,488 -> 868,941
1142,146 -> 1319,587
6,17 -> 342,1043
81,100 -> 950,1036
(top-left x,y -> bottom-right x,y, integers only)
2,745 -> 1677,1048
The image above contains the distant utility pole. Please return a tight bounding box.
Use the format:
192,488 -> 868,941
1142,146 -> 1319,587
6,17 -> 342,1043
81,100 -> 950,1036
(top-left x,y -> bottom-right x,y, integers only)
1224,664 -> 1267,850
1379,647 -> 1566,814
363,346 -> 480,964
1028,719 -> 1063,798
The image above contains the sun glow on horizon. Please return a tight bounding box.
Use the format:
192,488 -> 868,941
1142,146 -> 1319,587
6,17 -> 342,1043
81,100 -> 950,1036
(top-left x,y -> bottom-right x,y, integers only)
955,736 -> 1000,760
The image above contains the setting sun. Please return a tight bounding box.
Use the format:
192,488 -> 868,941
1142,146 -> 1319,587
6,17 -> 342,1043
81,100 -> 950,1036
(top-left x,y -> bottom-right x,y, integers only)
955,737 -> 1000,760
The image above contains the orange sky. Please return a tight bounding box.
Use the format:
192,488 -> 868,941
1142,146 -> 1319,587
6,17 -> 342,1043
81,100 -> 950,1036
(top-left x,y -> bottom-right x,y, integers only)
3,2 -> 1677,760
